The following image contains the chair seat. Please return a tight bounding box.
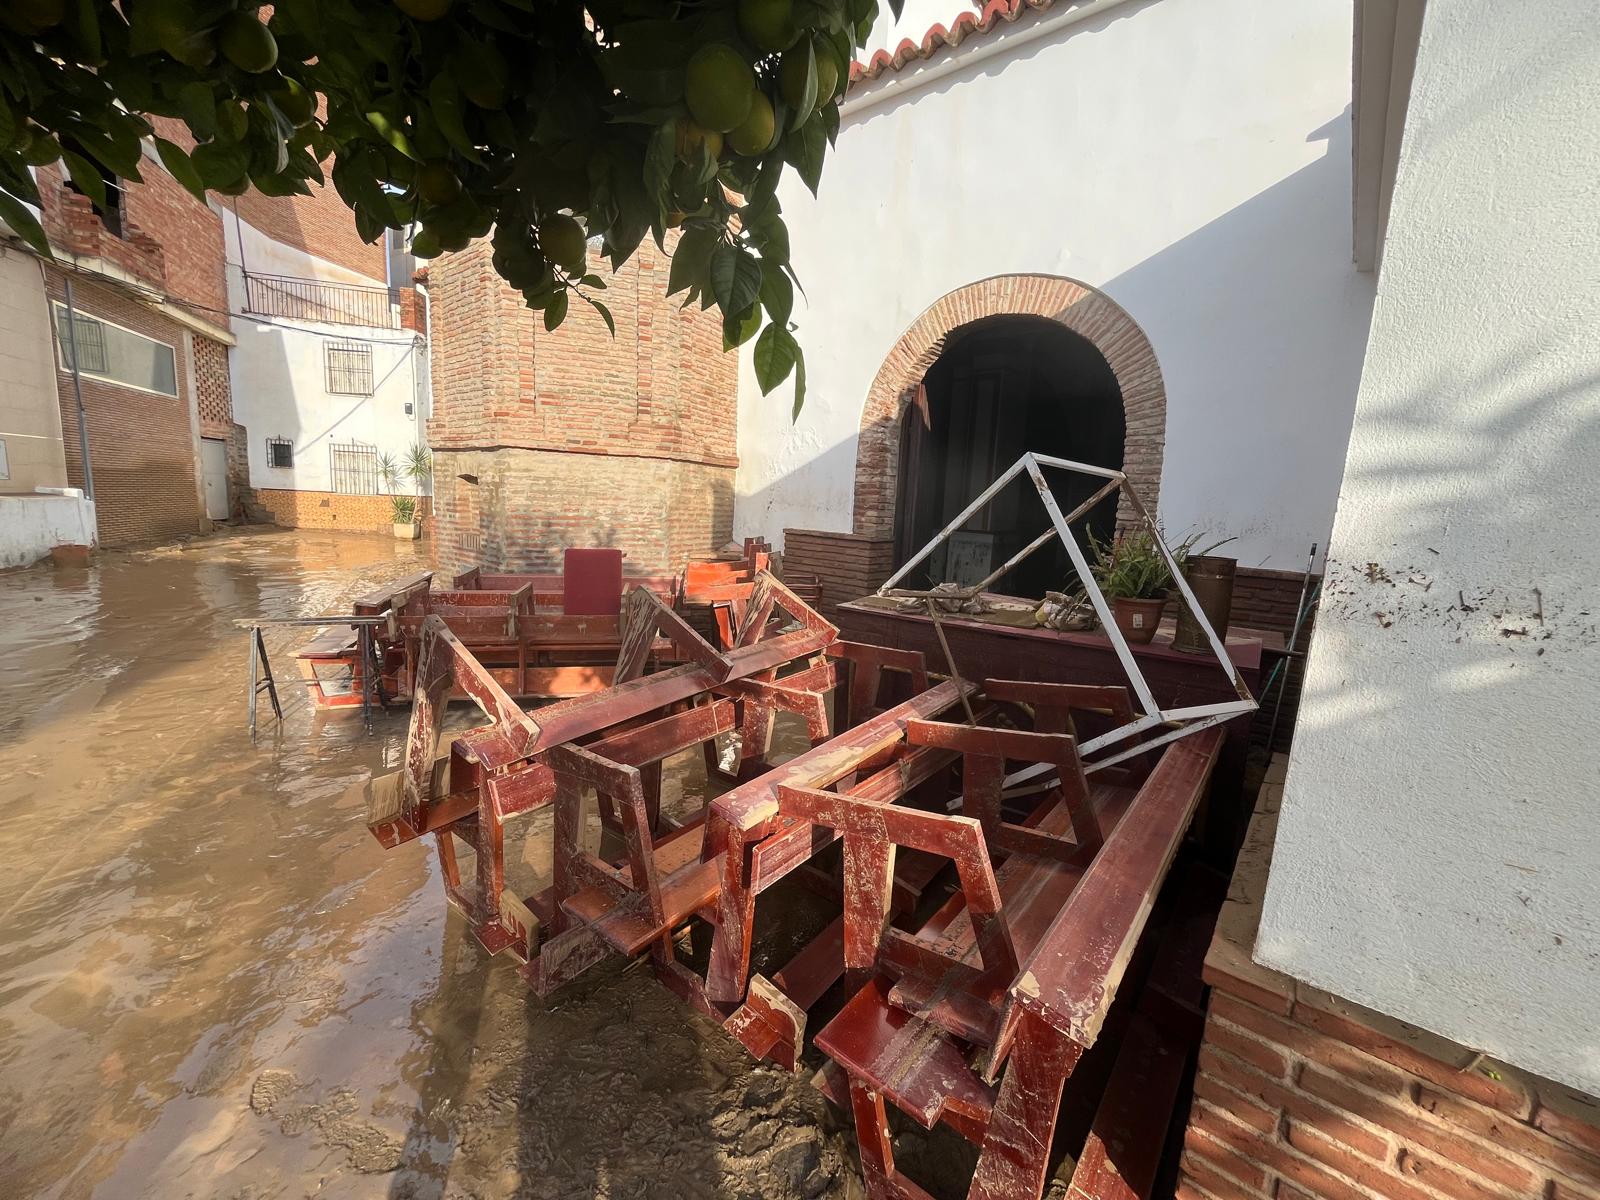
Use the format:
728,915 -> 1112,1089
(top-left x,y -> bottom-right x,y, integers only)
814,975 -> 996,1132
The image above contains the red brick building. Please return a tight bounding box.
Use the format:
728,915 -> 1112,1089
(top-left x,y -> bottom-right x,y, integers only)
425,235 -> 738,576
1,115 -> 422,551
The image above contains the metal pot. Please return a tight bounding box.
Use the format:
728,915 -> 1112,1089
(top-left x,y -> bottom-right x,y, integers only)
1173,554 -> 1237,652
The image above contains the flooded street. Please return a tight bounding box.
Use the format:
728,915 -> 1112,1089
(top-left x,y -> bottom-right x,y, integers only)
0,529 -> 860,1200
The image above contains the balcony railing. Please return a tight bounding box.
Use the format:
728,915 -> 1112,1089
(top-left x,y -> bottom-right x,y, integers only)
242,271 -> 400,329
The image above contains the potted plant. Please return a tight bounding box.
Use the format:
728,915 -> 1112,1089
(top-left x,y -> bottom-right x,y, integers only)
391,494 -> 420,540
1088,529 -> 1175,644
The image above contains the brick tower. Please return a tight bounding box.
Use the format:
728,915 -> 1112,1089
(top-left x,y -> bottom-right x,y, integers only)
425,235 -> 739,577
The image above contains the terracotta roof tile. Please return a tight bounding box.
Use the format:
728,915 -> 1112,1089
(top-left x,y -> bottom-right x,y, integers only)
849,0 -> 1062,84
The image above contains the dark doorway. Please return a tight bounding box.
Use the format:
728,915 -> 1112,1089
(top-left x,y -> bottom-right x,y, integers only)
893,316 -> 1124,599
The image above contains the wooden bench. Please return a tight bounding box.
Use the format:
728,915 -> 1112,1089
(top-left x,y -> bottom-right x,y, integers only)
804,726 -> 1225,1200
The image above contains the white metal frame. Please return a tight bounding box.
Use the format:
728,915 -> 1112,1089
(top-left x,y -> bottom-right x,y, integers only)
879,451 -> 1257,771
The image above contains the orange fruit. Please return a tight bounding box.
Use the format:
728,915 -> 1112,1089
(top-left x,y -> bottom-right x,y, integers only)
737,0 -> 798,54
218,12 -> 277,73
540,214 -> 587,273
728,91 -> 775,157
675,118 -> 724,164
685,43 -> 755,134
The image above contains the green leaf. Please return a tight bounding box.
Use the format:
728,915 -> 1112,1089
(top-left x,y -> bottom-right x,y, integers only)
792,40 -> 818,130
588,296 -> 615,335
667,226 -> 716,297
61,150 -> 108,211
792,347 -> 807,419
427,73 -> 482,164
785,117 -> 827,195
723,303 -> 761,351
0,189 -> 50,257
366,110 -> 419,161
709,240 -> 762,317
644,120 -> 675,207
544,289 -> 569,331
154,137 -> 206,202
759,257 -> 794,326
753,323 -> 799,395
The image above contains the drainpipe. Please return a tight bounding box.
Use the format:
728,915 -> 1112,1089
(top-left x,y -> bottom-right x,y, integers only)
840,0 -> 1138,120
61,276 -> 95,501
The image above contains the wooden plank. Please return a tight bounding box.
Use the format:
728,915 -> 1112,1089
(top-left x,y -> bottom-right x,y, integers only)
559,858 -> 721,955
1011,729 -> 1223,1044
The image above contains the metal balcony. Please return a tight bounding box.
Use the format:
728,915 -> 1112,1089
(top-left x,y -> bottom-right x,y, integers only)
241,271 -> 400,329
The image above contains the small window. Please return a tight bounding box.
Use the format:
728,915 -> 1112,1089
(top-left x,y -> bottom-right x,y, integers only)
0,437 -> 9,481
63,142 -> 125,238
53,304 -> 177,397
325,341 -> 374,395
266,438 -> 294,469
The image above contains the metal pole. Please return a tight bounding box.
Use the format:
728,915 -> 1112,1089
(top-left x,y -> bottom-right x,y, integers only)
61,277 -> 94,501
1264,543 -> 1320,754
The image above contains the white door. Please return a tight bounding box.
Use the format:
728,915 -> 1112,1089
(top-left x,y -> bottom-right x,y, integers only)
201,438 -> 229,520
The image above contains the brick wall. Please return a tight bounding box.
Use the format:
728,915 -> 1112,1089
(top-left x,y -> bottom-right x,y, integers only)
253,488 -> 432,532
782,529 -> 896,618
1182,770 -> 1600,1200
423,232 -> 738,574
226,188 -> 387,284
45,271 -> 203,547
429,447 -> 732,578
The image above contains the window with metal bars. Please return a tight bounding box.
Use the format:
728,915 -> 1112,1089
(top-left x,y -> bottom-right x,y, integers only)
324,340 -> 374,395
266,438 -> 294,469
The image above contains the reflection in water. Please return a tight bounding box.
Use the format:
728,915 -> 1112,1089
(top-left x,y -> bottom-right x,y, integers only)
0,529 -> 859,1200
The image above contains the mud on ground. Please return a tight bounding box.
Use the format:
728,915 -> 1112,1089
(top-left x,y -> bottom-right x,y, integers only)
0,529 -> 865,1200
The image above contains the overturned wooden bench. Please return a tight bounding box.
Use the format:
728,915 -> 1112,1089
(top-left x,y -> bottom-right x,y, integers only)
806,726 -> 1225,1200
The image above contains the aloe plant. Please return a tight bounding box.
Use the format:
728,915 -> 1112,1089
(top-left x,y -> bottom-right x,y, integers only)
390,494 -> 417,524
1089,529 -> 1235,600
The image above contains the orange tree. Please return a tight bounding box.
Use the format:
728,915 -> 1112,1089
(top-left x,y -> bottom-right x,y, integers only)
0,0 -> 903,409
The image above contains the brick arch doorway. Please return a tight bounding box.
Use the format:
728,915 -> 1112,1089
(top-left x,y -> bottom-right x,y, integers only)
852,274 -> 1166,597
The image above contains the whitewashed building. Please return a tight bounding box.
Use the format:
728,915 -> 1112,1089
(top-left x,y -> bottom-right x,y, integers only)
223,211 -> 432,526
735,0 -> 1376,604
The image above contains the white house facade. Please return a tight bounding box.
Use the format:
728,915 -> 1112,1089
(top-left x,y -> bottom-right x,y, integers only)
732,0 -> 1377,590
222,209 -> 431,516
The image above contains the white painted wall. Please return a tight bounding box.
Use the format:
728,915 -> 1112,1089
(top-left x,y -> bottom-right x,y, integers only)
220,209 -> 430,493
0,493 -> 97,568
1257,0 -> 1600,1095
0,247 -> 69,493
733,0 -> 1375,569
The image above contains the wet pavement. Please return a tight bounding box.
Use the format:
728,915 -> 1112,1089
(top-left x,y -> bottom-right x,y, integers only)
0,529 -> 862,1200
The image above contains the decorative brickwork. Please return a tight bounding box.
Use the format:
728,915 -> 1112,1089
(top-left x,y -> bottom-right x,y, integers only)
194,336 -> 233,438
429,447 -> 732,579
423,233 -> 738,575
1183,770 -> 1600,1200
253,488 -> 432,532
44,271 -> 204,547
852,273 -> 1166,537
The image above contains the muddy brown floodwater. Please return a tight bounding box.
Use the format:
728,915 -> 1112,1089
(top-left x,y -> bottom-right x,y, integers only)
0,529 -> 865,1200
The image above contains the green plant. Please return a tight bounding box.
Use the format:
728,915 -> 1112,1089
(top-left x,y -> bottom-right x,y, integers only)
375,450 -> 400,493
1089,529 -> 1236,601
404,442 -> 431,492
390,494 -> 417,524
1088,529 -> 1176,601
0,0 -> 906,412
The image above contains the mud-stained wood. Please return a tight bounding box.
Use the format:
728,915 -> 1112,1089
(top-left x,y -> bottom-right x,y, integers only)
1011,729 -> 1223,1045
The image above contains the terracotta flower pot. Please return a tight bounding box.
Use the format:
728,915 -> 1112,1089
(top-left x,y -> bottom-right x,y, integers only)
1111,596 -> 1166,644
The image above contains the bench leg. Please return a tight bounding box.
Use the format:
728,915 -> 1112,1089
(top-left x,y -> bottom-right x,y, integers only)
849,1079 -> 939,1200
968,1012 -> 1084,1200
